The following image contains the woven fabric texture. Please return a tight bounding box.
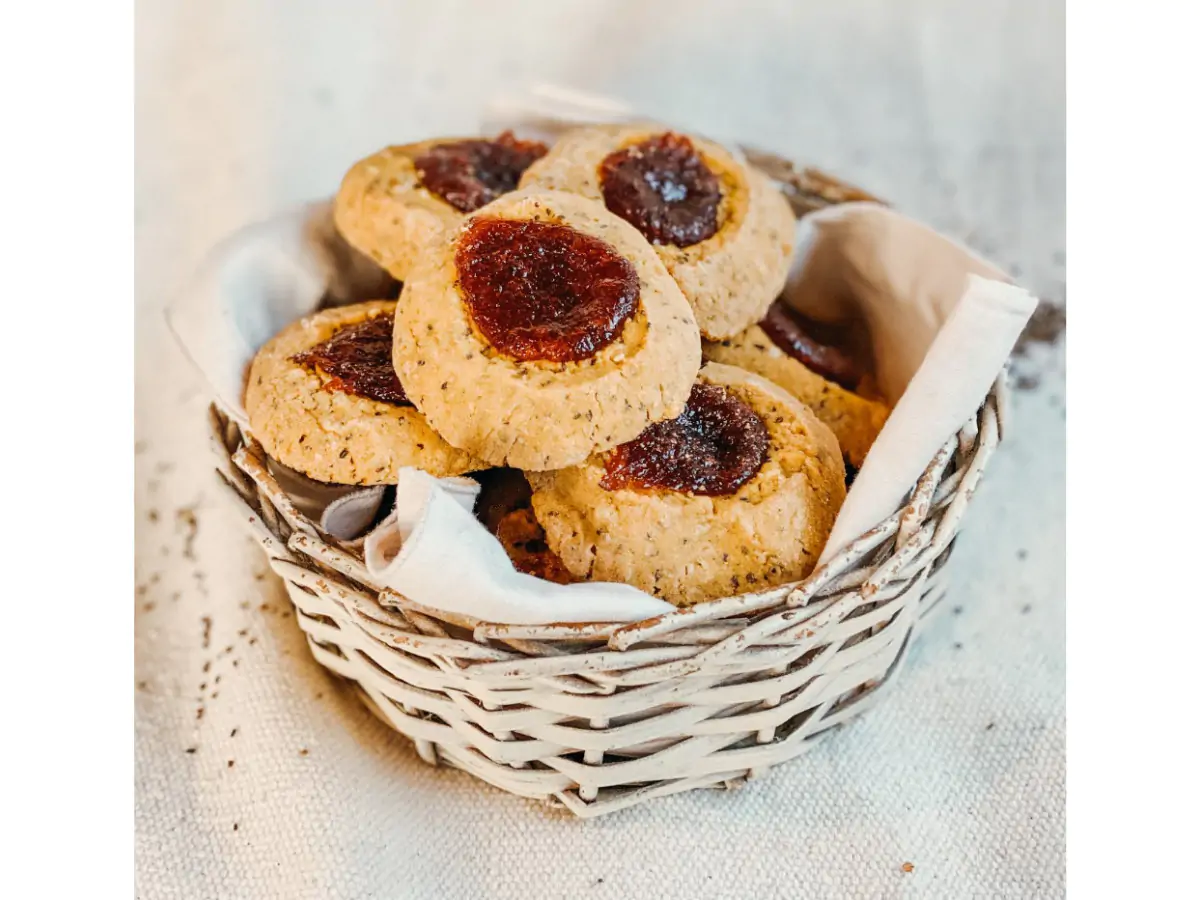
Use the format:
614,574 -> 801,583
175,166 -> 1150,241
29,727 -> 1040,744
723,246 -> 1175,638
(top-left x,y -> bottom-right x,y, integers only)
135,1 -> 1065,896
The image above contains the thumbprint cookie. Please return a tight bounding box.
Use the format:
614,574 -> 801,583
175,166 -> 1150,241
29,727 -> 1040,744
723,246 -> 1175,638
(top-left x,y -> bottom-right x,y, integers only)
519,124 -> 795,339
244,301 -> 485,485
334,131 -> 549,281
393,189 -> 701,471
528,363 -> 846,606
704,299 -> 890,468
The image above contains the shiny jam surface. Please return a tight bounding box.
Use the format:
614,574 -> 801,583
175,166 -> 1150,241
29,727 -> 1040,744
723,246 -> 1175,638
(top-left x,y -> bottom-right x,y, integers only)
599,132 -> 722,247
414,131 -> 548,213
601,383 -> 769,496
291,313 -> 410,406
455,217 -> 639,363
759,300 -> 864,390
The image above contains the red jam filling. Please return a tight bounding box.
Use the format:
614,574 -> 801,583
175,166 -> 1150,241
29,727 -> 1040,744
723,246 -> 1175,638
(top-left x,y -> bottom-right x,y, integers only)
598,132 -> 722,247
759,300 -> 864,390
455,217 -> 639,363
414,131 -> 548,213
600,383 -> 769,496
291,313 -> 410,406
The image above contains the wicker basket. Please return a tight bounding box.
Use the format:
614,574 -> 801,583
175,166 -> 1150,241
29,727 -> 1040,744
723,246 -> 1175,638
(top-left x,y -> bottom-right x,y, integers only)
205,153 -> 1007,816
209,368 -> 1004,817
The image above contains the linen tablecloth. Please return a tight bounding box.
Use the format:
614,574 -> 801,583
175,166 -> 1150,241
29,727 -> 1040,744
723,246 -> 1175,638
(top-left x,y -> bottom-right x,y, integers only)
135,2 -> 1065,896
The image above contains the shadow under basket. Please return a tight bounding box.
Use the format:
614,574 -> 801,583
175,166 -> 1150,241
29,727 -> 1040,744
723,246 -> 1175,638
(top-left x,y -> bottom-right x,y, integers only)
208,367 -> 1005,817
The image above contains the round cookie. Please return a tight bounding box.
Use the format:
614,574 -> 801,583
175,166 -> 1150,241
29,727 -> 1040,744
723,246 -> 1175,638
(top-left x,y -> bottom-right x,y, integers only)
394,188 -> 702,471
703,300 -> 890,469
245,300 -> 485,485
519,123 -> 795,339
528,363 -> 846,606
334,132 -> 548,281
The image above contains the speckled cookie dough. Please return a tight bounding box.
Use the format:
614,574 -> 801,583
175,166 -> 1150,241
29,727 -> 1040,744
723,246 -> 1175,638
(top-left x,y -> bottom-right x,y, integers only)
529,363 -> 846,606
244,301 -> 485,485
704,326 -> 890,468
519,123 -> 795,340
334,133 -> 546,281
393,189 -> 702,471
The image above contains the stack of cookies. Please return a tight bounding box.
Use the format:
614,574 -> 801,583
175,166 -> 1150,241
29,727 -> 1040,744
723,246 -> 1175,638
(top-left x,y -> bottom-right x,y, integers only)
244,124 -> 890,606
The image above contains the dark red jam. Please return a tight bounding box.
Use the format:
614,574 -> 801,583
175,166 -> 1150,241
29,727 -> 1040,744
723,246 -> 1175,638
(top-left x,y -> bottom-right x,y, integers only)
599,132 -> 722,247
414,131 -> 548,213
759,300 -> 864,390
455,217 -> 639,362
291,313 -> 410,406
600,383 -> 768,496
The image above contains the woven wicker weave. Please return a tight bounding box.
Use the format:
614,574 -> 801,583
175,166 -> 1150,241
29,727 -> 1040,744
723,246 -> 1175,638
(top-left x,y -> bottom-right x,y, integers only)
208,367 -> 1004,817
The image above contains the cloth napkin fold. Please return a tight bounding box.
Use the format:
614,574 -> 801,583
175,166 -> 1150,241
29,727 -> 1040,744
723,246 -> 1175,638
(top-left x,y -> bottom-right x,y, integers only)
819,272 -> 1031,560
265,458 -> 390,542
364,470 -> 673,624
773,203 -> 1035,561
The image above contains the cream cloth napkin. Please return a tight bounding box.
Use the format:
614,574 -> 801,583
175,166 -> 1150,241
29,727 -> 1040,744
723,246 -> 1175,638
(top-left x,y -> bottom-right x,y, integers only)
364,470 -> 671,624
776,204 -> 1035,561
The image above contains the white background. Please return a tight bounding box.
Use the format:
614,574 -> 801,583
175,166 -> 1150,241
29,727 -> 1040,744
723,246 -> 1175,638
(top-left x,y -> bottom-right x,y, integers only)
134,1 -> 1065,897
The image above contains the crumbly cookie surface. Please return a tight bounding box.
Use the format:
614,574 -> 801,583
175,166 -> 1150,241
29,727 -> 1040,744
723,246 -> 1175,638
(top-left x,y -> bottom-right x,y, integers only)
704,326 -> 889,468
244,300 -> 485,485
334,140 -> 465,282
529,363 -> 846,606
519,123 -> 796,339
334,133 -> 546,282
394,189 -> 701,471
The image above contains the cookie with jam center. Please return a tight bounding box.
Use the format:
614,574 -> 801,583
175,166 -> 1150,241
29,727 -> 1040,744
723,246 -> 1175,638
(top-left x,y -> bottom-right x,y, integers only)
394,189 -> 701,471
703,299 -> 890,469
245,300 -> 486,485
519,123 -> 795,340
528,363 -> 845,606
334,132 -> 549,281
